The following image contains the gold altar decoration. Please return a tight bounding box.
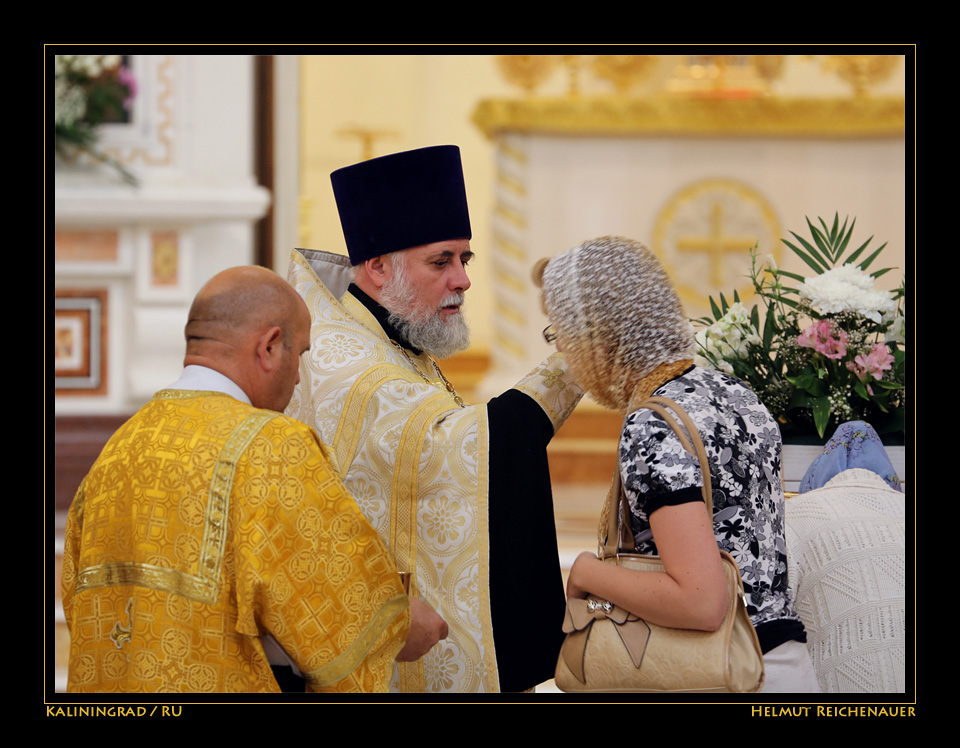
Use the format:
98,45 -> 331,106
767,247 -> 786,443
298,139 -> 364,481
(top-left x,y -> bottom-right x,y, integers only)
819,55 -> 901,97
496,55 -> 560,94
472,95 -> 905,139
480,53 -> 904,138
753,55 -> 786,93
590,55 -> 659,94
497,54 -> 659,96
561,55 -> 587,96
666,54 -> 783,96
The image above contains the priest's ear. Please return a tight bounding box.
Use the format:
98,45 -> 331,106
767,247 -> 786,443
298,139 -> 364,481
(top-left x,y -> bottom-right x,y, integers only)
361,255 -> 389,291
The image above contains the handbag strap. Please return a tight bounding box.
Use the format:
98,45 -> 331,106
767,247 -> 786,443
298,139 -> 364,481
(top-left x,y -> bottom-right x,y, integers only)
601,395 -> 714,560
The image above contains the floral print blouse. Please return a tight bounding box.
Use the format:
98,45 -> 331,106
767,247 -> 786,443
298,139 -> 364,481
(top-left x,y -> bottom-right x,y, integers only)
620,366 -> 802,639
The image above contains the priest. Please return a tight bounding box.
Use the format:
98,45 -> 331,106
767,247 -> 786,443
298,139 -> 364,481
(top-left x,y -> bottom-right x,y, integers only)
286,145 -> 583,692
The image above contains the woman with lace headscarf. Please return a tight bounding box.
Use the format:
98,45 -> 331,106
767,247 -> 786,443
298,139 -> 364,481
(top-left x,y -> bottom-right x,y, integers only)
538,236 -> 818,692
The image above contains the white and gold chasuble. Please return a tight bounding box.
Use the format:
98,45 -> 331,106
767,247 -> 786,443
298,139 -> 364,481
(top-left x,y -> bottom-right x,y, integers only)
286,249 -> 583,692
62,391 -> 409,693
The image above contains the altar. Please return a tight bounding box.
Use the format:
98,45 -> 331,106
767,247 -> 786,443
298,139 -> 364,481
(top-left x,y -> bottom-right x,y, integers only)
471,92 -> 906,398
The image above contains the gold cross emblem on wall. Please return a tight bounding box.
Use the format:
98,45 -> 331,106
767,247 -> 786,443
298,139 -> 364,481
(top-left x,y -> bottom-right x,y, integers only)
675,202 -> 758,287
652,178 -> 781,319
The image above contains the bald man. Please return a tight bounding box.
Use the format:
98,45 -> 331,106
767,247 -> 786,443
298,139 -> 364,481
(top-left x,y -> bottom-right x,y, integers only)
62,267 -> 444,693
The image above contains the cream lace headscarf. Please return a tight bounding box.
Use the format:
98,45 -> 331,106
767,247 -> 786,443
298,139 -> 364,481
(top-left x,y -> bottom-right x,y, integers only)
538,236 -> 694,414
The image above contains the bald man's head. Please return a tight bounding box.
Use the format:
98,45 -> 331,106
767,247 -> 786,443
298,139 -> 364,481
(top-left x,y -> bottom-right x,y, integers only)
184,266 -> 311,412
186,266 -> 305,351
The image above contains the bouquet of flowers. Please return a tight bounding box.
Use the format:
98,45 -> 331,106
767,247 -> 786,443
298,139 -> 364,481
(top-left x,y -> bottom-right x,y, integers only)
693,215 -> 905,440
54,54 -> 137,185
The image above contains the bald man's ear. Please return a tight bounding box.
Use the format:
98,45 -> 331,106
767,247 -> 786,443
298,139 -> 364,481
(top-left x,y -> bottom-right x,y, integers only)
255,326 -> 285,372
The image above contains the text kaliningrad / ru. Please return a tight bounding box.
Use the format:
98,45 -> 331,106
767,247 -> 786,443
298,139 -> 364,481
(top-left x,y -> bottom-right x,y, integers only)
47,706 -> 182,717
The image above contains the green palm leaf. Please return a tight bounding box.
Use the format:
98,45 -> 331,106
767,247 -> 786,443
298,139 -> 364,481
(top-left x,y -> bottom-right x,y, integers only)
857,242 -> 889,271
844,235 -> 875,266
807,217 -> 834,262
783,237 -> 829,274
834,216 -> 855,260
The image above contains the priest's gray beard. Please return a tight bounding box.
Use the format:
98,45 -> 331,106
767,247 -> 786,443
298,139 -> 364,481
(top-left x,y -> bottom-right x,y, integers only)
380,256 -> 471,360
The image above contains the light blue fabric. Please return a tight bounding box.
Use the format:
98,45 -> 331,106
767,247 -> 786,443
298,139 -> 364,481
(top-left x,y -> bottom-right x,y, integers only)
800,421 -> 902,492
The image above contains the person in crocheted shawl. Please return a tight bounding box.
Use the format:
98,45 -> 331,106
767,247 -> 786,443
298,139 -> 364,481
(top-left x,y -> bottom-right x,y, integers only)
536,235 -> 694,413
537,236 -> 819,693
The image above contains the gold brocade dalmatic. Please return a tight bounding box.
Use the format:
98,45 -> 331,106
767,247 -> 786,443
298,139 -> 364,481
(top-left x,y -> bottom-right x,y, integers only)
286,249 -> 583,693
62,391 -> 409,693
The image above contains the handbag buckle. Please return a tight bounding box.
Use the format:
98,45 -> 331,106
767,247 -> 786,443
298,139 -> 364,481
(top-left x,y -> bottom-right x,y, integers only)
587,599 -> 613,614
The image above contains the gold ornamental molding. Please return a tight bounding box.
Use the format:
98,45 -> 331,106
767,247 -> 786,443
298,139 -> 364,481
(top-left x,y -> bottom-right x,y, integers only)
472,96 -> 906,139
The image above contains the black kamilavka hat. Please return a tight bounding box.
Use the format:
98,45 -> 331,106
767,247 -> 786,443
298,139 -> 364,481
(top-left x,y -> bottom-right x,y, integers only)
331,145 -> 472,265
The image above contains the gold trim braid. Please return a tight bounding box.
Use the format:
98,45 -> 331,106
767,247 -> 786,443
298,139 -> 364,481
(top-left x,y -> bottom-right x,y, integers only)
304,594 -> 410,687
392,391 -> 450,694
76,561 -> 218,603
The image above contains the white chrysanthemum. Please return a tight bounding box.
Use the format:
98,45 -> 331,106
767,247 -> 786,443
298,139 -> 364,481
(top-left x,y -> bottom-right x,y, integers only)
799,264 -> 897,323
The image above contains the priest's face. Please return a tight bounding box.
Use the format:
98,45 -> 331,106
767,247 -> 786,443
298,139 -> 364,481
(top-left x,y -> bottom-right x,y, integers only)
379,240 -> 473,359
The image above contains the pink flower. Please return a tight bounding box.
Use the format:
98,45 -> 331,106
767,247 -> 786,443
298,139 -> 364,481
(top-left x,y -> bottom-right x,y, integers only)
797,320 -> 848,360
117,66 -> 137,110
846,343 -> 895,383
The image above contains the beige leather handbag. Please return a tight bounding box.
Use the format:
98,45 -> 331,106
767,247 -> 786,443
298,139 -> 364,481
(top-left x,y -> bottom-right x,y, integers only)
555,396 -> 765,693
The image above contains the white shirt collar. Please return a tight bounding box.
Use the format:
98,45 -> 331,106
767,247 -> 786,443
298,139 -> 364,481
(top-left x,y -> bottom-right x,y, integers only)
164,365 -> 251,406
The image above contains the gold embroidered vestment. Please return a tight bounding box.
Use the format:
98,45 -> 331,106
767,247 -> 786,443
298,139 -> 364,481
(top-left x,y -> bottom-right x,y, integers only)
62,391 -> 409,693
286,249 -> 583,692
